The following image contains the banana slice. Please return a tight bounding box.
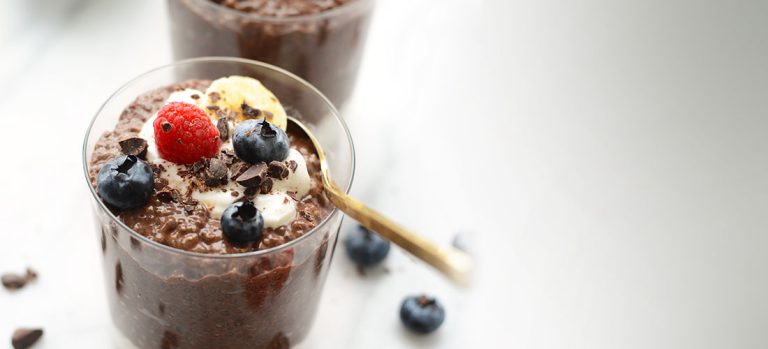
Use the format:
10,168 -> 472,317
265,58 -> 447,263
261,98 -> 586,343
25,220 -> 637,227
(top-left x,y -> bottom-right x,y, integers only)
204,76 -> 288,130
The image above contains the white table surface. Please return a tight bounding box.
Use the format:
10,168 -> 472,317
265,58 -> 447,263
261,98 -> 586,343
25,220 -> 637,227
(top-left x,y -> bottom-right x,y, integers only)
1,0 -> 767,348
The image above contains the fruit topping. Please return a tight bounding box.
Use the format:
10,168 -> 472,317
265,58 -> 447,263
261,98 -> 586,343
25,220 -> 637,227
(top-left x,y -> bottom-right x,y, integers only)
153,101 -> 220,164
221,200 -> 265,244
233,118 -> 290,164
204,76 -> 287,129
97,155 -> 154,210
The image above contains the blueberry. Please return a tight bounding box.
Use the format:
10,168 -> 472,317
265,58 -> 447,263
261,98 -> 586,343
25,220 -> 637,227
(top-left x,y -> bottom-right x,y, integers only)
400,295 -> 446,334
344,225 -> 390,266
221,200 -> 264,244
97,155 -> 154,210
233,119 -> 290,164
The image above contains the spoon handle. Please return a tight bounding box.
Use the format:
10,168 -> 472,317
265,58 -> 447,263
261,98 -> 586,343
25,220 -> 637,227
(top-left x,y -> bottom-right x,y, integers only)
324,181 -> 473,286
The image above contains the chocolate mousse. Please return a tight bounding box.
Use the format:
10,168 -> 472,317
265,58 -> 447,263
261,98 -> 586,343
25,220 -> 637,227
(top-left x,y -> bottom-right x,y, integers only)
89,77 -> 337,348
168,0 -> 374,107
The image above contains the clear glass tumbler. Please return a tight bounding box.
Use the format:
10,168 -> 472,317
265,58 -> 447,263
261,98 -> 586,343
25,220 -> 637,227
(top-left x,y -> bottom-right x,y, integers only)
82,57 -> 354,349
167,0 -> 375,108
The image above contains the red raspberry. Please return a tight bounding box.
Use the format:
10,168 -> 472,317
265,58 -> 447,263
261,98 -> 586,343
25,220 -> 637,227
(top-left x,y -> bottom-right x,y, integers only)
153,102 -> 220,164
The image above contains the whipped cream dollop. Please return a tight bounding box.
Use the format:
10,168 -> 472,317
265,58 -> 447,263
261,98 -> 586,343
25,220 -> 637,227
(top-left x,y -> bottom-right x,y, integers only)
138,88 -> 310,229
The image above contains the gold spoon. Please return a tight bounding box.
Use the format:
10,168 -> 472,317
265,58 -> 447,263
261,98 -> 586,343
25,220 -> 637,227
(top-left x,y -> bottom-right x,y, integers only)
289,117 -> 473,285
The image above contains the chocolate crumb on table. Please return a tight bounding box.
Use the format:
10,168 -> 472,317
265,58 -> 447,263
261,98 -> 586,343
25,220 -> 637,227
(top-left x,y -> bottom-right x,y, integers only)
1,268 -> 38,291
11,328 -> 43,349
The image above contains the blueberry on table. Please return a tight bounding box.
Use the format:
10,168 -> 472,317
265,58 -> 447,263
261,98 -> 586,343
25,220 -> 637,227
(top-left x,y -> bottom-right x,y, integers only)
344,225 -> 390,266
233,118 -> 290,164
400,295 -> 446,334
97,155 -> 154,210
221,200 -> 264,244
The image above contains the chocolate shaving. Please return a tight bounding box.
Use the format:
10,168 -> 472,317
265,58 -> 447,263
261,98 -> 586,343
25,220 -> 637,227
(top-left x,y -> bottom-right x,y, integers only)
267,161 -> 290,179
287,160 -> 298,172
191,160 -> 207,173
216,118 -> 230,141
260,177 -> 274,194
236,163 -> 267,188
206,105 -> 220,111
118,137 -> 148,159
12,328 -> 43,349
220,148 -> 237,165
208,92 -> 221,103
205,158 -> 229,187
241,103 -> 262,118
190,94 -> 200,100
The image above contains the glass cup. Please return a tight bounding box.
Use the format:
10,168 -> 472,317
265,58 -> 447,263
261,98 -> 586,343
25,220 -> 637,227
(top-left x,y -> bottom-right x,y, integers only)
167,0 -> 375,108
82,57 -> 355,349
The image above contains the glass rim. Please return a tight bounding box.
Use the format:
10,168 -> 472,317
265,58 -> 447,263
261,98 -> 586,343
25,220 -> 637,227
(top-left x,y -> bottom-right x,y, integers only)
177,0 -> 374,24
82,56 -> 356,260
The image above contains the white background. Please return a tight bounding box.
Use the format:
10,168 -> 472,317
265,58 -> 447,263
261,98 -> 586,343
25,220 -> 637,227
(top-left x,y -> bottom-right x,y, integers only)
1,0 -> 767,348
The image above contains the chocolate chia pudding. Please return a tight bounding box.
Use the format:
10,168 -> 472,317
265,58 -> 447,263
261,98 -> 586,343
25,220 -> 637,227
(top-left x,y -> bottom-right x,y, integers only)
87,76 -> 343,349
167,0 -> 374,107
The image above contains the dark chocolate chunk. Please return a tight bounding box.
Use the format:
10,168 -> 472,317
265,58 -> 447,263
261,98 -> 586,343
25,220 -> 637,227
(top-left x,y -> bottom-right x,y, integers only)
244,187 -> 258,197
191,159 -> 207,173
221,149 -> 237,165
228,162 -> 247,179
208,91 -> 221,103
205,158 -> 229,186
241,103 -> 261,118
267,161 -> 290,179
161,122 -> 171,132
118,137 -> 148,159
216,118 -> 230,141
287,160 -> 298,172
260,177 -> 274,194
11,328 -> 43,349
206,105 -> 220,111
236,163 -> 267,188
190,94 -> 200,100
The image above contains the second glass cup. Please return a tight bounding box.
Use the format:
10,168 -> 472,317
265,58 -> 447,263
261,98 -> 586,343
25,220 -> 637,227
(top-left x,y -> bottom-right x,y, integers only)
167,0 -> 374,108
83,58 -> 354,349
